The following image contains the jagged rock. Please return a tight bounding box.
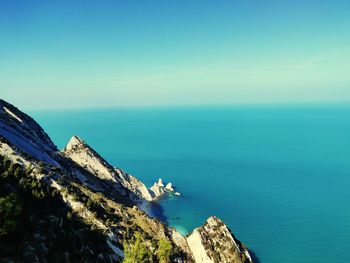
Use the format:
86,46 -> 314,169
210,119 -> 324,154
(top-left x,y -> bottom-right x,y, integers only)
150,178 -> 180,199
63,136 -> 115,183
158,178 -> 164,187
114,168 -> 155,201
187,216 -> 252,263
165,182 -> 174,192
62,135 -> 154,202
150,181 -> 166,197
0,99 -> 59,166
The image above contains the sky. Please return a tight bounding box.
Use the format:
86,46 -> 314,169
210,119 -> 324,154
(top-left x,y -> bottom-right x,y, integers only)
0,0 -> 349,110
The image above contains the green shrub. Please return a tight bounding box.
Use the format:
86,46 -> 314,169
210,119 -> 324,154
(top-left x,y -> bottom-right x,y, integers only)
157,238 -> 172,263
0,193 -> 22,236
123,232 -> 152,263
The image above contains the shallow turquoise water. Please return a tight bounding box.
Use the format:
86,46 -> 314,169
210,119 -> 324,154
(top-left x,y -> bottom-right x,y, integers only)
31,106 -> 350,263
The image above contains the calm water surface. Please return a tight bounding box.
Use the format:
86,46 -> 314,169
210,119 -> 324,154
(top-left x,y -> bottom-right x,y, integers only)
31,106 -> 350,263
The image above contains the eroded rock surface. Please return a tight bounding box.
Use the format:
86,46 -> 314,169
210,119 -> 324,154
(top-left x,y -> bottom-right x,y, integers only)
187,216 -> 252,263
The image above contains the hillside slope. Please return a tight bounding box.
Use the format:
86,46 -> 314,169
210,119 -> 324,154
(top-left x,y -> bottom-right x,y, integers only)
0,98 -> 252,263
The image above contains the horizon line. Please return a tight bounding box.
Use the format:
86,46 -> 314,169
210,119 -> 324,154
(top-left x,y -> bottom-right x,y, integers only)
24,101 -> 350,112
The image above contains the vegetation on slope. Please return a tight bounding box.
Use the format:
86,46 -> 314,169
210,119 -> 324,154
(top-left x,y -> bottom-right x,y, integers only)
0,152 -> 188,262
0,154 -> 113,262
123,234 -> 172,263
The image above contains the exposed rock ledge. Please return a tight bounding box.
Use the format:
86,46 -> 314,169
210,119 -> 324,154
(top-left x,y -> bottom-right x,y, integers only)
63,136 -> 156,202
187,216 -> 252,263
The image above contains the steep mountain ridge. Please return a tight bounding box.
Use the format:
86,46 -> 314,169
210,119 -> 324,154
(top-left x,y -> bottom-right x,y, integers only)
0,98 -> 253,263
0,99 -> 59,166
62,135 -> 155,202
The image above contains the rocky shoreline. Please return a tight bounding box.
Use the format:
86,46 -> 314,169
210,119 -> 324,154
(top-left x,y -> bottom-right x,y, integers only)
0,98 -> 253,263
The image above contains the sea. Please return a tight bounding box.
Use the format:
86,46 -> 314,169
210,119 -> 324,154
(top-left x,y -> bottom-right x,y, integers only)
30,105 -> 350,263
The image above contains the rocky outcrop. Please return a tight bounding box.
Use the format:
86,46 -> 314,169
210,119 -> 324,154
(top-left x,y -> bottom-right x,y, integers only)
187,216 -> 252,263
63,136 -> 118,184
0,98 -> 252,263
62,135 -> 155,202
114,168 -> 155,201
0,99 -> 59,166
150,178 -> 181,199
150,178 -> 167,197
63,136 -> 180,202
165,182 -> 174,191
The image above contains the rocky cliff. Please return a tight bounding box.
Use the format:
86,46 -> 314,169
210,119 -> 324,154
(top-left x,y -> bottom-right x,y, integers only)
187,217 -> 252,263
62,135 -> 155,202
0,98 -> 252,263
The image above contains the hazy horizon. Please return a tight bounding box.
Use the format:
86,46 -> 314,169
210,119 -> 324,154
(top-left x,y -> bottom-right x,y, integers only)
19,101 -> 350,112
1,0 -> 349,110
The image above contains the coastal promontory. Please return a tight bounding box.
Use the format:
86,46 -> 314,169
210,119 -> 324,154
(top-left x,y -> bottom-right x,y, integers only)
0,98 -> 252,262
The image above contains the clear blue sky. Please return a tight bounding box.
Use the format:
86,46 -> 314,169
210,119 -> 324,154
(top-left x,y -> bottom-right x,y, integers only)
1,0 -> 349,109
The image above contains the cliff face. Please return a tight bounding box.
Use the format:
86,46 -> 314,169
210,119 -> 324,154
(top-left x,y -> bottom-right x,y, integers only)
0,98 -> 252,262
187,217 -> 252,263
0,99 -> 59,166
62,135 -> 155,202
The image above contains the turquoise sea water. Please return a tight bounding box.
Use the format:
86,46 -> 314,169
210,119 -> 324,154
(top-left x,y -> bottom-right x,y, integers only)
31,106 -> 350,263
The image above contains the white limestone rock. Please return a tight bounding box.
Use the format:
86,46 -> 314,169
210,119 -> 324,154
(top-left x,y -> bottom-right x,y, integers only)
149,178 -> 180,199
186,216 -> 252,263
150,181 -> 166,197
157,178 -> 164,187
165,182 -> 174,192
187,228 -> 213,263
63,137 -> 180,202
63,136 -> 155,202
0,99 -> 60,166
115,168 -> 155,201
